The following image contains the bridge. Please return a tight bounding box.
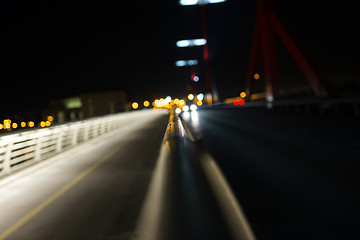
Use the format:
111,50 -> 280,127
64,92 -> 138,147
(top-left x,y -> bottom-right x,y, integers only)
1,0 -> 359,239
0,103 -> 359,240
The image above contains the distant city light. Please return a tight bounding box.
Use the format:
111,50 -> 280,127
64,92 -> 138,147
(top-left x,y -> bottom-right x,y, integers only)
12,123 -> 18,129
165,96 -> 172,103
45,121 -> 51,127
179,99 -> 186,106
240,92 -> 247,98
176,38 -> 207,47
254,73 -> 260,80
47,116 -> 54,122
132,102 -> 139,110
233,99 -> 245,106
182,105 -> 190,112
193,76 -> 199,82
28,121 -> 34,128
40,121 -> 46,128
21,122 -> 26,127
175,108 -> 182,114
197,100 -> 203,106
175,59 -> 198,67
143,101 -> 150,107
190,104 -> 197,111
197,93 -> 204,101
188,94 -> 194,100
179,0 -> 226,6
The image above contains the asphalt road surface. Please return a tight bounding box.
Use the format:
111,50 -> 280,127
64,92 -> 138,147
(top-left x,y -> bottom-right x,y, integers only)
181,107 -> 360,240
0,110 -> 169,240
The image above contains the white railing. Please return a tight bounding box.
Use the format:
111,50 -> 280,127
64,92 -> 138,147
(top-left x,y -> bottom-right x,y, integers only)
0,110 -> 165,177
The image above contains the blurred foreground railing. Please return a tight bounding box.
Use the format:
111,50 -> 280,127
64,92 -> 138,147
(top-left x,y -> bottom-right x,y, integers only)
0,110 -> 158,177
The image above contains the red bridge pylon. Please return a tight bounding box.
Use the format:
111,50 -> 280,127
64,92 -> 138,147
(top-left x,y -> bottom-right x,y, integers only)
246,0 -> 333,101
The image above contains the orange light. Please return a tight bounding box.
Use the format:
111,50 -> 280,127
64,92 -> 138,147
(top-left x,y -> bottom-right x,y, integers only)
28,121 -> 34,128
45,121 -> 51,127
132,102 -> 139,109
12,123 -> 18,129
21,122 -> 26,127
240,92 -> 246,98
254,73 -> 260,80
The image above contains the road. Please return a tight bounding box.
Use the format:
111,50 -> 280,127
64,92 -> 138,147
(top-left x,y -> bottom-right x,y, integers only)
181,106 -> 360,240
0,110 -> 169,240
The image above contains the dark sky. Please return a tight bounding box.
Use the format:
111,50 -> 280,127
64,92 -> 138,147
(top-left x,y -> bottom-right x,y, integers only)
1,0 -> 359,115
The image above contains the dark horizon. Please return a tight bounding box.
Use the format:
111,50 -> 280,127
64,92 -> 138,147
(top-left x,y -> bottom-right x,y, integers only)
1,0 -> 359,116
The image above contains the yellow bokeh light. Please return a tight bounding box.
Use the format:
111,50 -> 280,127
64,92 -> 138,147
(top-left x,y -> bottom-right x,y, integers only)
28,121 -> 35,128
188,94 -> 194,100
196,100 -> 203,106
45,121 -> 51,127
132,102 -> 139,109
21,122 -> 26,127
143,101 -> 150,107
179,99 -> 186,106
174,98 -> 180,105
12,123 -> 18,129
40,121 -> 46,127
254,73 -> 260,80
0,124 -> 2,130
47,116 -> 54,122
240,92 -> 247,98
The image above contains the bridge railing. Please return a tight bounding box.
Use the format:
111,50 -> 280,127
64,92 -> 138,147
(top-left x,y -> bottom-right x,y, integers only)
0,110 -> 156,177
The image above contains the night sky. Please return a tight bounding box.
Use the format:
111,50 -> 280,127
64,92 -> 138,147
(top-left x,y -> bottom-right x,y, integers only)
1,0 -> 359,116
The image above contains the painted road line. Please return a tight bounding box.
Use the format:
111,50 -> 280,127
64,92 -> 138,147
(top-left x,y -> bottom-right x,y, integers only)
0,143 -> 124,240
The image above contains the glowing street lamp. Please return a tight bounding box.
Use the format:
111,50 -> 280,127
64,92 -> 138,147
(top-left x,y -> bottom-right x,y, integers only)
175,59 -> 198,67
179,0 -> 226,5
176,39 -> 207,48
178,0 -> 226,104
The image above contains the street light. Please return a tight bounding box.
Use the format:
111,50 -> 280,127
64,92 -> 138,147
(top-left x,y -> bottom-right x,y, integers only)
175,59 -> 198,67
178,0 -> 226,104
179,0 -> 226,6
176,39 -> 207,47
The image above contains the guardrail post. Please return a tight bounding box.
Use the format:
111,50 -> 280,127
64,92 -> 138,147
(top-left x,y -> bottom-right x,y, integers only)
93,122 -> 99,138
34,135 -> 42,162
2,139 -> 14,175
56,130 -> 64,152
84,125 -> 90,141
100,121 -> 105,135
72,126 -> 79,146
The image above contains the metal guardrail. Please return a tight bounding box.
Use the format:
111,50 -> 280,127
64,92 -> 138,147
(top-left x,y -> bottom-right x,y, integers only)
217,97 -> 360,116
0,110 -> 157,177
134,111 -> 256,240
